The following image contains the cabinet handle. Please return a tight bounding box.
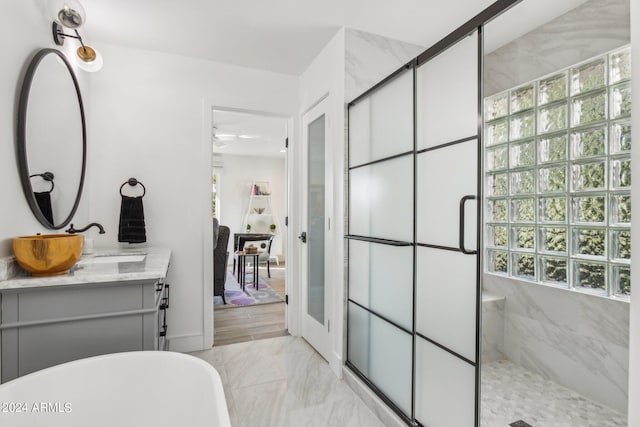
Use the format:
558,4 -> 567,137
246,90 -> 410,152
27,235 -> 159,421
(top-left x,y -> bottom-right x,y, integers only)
164,283 -> 170,308
159,308 -> 168,337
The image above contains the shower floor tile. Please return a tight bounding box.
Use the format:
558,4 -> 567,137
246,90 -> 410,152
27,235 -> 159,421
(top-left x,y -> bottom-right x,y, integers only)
481,360 -> 627,427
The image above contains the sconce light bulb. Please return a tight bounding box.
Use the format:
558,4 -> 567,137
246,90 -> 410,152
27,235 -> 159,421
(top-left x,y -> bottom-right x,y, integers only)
58,5 -> 83,28
48,0 -> 86,29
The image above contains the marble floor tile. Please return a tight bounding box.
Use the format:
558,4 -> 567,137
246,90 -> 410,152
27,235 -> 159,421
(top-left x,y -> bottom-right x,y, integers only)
225,352 -> 288,389
225,393 -> 240,427
481,360 -> 628,427
287,395 -> 385,427
190,335 -> 382,427
279,352 -> 355,408
192,340 -> 629,427
190,346 -> 225,369
232,380 -> 294,427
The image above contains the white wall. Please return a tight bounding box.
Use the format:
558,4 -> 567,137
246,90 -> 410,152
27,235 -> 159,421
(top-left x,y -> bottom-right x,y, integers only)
0,1 -> 91,256
88,42 -> 298,351
298,28 -> 345,375
629,0 -> 639,424
217,154 -> 286,259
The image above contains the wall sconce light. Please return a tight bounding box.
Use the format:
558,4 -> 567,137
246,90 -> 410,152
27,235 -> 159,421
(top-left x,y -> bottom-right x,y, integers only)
49,0 -> 103,72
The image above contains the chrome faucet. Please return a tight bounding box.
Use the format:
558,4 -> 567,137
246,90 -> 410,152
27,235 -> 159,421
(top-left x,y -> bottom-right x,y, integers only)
65,223 -> 106,234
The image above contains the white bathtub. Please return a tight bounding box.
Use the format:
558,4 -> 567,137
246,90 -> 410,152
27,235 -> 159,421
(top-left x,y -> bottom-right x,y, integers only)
0,351 -> 231,427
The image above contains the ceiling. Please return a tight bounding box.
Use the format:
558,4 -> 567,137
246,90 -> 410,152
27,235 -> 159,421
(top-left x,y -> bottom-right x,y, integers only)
212,110 -> 287,158
484,0 -> 590,53
80,0 -> 590,76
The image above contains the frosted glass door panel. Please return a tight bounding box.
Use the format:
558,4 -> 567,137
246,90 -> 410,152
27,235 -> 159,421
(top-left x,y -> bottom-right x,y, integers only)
417,140 -> 477,248
416,338 -> 476,427
349,70 -> 414,167
308,114 -> 325,324
349,98 -> 371,167
349,240 -> 413,330
417,34 -> 478,150
348,300 -> 371,374
348,302 -> 412,414
349,156 -> 413,242
417,246 -> 477,362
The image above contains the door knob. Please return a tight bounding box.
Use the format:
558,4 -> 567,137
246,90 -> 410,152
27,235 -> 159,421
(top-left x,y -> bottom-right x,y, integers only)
298,231 -> 307,243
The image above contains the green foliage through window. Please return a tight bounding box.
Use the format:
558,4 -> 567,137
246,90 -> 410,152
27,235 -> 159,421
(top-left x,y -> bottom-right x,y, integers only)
542,257 -> 567,284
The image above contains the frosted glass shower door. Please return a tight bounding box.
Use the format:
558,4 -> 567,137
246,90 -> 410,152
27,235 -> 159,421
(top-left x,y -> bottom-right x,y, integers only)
415,32 -> 480,427
346,68 -> 415,420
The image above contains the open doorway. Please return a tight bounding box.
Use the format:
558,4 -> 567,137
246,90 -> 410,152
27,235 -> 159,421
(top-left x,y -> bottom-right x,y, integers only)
211,108 -> 289,346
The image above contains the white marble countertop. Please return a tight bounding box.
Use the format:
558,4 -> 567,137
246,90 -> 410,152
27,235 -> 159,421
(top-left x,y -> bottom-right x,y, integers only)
0,247 -> 171,291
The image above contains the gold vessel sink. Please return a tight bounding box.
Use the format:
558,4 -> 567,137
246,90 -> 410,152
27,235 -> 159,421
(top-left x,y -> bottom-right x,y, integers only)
12,234 -> 84,277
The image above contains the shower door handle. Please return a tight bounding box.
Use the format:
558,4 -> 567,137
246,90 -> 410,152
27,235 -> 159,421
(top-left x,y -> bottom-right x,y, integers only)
459,195 -> 478,255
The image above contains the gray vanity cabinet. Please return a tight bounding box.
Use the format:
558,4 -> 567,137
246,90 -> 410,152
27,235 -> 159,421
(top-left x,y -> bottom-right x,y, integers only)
0,279 -> 169,383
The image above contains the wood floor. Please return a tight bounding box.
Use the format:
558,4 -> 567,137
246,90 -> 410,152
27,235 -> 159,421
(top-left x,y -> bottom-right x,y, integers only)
213,263 -> 287,346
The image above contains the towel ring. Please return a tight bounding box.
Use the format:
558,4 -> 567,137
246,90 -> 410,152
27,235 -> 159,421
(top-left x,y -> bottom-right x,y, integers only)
119,177 -> 146,198
30,172 -> 55,193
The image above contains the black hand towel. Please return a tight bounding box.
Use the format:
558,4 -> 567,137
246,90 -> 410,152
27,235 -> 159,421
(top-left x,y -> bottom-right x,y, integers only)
34,192 -> 54,224
118,195 -> 146,243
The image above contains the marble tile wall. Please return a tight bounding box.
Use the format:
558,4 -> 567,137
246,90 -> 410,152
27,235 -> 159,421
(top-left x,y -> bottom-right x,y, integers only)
482,294 -> 506,363
484,0 -> 630,96
344,28 -> 423,103
483,273 -> 630,414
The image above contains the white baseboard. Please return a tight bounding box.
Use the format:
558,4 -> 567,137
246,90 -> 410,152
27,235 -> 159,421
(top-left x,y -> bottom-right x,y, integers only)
168,334 -> 206,352
330,350 -> 343,378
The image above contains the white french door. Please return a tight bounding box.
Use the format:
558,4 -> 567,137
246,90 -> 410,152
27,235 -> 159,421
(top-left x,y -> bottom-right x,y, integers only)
300,97 -> 331,360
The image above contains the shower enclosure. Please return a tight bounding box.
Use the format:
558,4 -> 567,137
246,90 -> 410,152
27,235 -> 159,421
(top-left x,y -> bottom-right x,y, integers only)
346,0 -> 631,426
345,2 -> 518,425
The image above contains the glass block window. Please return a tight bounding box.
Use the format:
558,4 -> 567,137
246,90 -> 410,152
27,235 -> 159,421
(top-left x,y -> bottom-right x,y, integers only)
484,46 -> 631,298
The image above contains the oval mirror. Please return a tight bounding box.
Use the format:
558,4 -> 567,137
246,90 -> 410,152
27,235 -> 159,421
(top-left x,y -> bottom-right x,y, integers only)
17,48 -> 86,229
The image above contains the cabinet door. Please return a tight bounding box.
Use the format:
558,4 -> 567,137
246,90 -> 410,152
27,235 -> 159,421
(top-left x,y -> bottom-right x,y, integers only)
1,281 -> 159,382
18,316 -> 143,377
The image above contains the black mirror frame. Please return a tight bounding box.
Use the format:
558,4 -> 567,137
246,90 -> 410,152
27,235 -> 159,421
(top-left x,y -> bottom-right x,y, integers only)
16,48 -> 87,230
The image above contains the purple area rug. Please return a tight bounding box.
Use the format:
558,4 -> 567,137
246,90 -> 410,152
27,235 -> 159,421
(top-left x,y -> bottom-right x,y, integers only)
214,271 -> 283,309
